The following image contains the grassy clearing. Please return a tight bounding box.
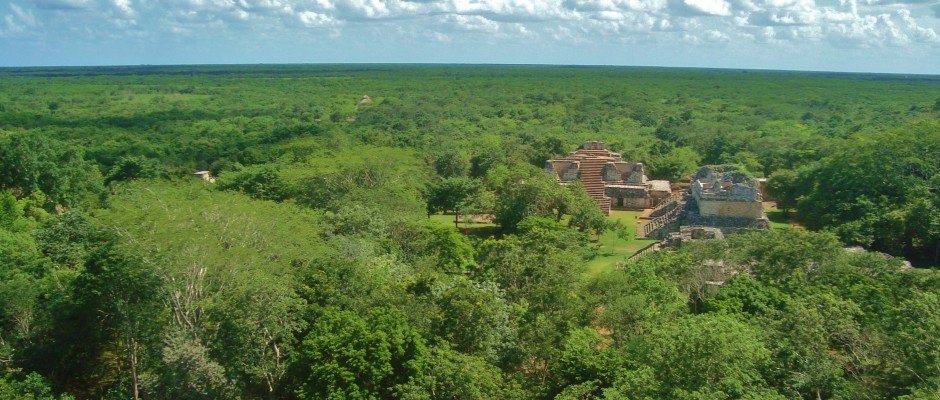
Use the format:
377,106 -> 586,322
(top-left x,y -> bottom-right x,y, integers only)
585,210 -> 658,277
764,203 -> 799,230
428,213 -> 497,230
429,211 -> 656,277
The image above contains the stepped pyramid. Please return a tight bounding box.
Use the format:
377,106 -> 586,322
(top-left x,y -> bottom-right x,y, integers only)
544,141 -> 616,215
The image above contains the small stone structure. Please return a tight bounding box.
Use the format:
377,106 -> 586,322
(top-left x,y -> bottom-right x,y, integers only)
687,165 -> 769,232
665,226 -> 725,247
545,141 -> 671,215
193,170 -> 215,183
691,165 -> 763,218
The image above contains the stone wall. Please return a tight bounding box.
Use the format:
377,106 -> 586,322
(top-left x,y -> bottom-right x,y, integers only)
605,186 -> 648,199
684,212 -> 770,234
696,199 -> 764,218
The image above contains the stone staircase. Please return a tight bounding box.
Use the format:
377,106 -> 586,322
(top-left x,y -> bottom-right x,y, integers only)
638,193 -> 687,239
577,156 -> 611,215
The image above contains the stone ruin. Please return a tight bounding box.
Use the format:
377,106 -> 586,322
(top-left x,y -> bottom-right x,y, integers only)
665,226 -> 725,248
686,165 -> 769,233
545,141 -> 671,215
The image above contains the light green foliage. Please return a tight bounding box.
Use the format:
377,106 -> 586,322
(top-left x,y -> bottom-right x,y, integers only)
95,182 -> 325,398
0,373 -> 72,400
566,183 -> 609,236
638,314 -> 775,399
486,165 -> 570,231
421,345 -> 519,399
393,221 -> 475,273
649,145 -> 700,181
430,277 -> 515,363
890,291 -> 940,388
279,146 -> 430,217
160,331 -> 235,400
727,229 -> 844,289
588,263 -> 686,342
426,176 -> 481,227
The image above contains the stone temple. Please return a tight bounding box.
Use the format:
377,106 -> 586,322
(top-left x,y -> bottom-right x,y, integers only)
545,141 -> 671,215
686,165 -> 770,231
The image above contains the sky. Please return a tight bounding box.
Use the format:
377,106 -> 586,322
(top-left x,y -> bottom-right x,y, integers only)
1,0 -> 939,74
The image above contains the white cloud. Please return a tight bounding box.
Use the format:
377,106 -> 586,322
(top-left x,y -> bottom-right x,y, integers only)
1,3 -> 39,36
897,8 -> 938,41
440,14 -> 500,31
112,0 -> 134,15
683,0 -> 733,15
298,10 -> 339,26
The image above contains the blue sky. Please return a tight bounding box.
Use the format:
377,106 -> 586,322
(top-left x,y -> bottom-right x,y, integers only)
2,0 -> 939,73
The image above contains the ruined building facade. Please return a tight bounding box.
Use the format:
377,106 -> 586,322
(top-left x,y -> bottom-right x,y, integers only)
687,165 -> 769,231
545,141 -> 671,215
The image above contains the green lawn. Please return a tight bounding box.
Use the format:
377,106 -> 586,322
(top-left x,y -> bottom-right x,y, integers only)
764,203 -> 798,230
428,214 -> 497,229
585,210 -> 658,277
429,211 -> 656,277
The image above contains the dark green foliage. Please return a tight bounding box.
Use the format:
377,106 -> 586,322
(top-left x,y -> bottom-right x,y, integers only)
765,168 -> 800,212
795,121 -> 940,259
294,307 -> 427,399
0,133 -> 104,211
33,211 -> 95,270
426,176 -> 480,227
104,156 -> 165,185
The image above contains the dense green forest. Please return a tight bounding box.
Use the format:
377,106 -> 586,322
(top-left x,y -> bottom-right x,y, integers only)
0,65 -> 938,399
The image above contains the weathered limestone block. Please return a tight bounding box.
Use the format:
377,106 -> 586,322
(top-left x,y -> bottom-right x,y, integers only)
696,200 -> 764,219
605,186 -> 648,199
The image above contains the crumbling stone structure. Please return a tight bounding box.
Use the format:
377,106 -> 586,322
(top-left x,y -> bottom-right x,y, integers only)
545,141 -> 671,215
665,226 -> 725,247
687,165 -> 769,232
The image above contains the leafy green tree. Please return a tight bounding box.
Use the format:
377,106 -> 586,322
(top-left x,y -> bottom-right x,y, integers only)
704,274 -> 788,316
216,164 -> 287,202
426,176 -> 480,228
638,314 -> 776,399
0,372 -> 73,400
0,133 -> 104,211
421,345 -> 519,399
294,307 -> 428,399
392,222 -> 475,273
566,183 -> 608,235
890,290 -> 940,391
431,278 -> 515,362
69,237 -> 164,400
160,331 -> 235,400
590,263 -> 686,343
487,165 -> 568,231
208,273 -> 306,396
104,156 -> 165,186
649,146 -> 700,181
797,121 -> 940,258
33,211 -> 95,270
433,148 -> 469,178
765,169 -> 801,213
